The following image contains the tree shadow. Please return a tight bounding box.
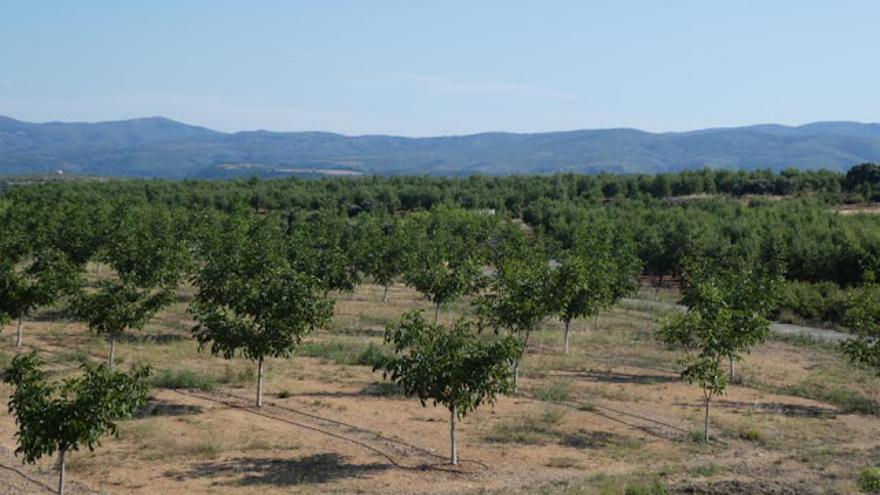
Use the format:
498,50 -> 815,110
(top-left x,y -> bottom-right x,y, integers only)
575,370 -> 680,385
559,429 -> 637,449
117,332 -> 188,344
135,398 -> 204,418
167,454 -> 391,486
713,400 -> 837,418
291,382 -> 406,399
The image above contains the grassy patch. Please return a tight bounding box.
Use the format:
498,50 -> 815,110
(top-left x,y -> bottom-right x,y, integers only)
535,380 -> 573,402
859,466 -> 880,493
485,408 -> 566,444
589,474 -> 669,495
687,463 -> 719,477
55,349 -> 93,366
785,382 -> 879,415
149,368 -> 216,391
298,340 -> 392,367
0,350 -> 11,375
217,364 -> 256,387
623,480 -> 669,495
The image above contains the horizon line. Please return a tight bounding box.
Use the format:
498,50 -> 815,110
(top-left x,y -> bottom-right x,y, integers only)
1,114 -> 879,140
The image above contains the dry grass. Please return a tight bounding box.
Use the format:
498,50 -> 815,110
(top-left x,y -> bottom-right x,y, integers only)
1,282 -> 879,494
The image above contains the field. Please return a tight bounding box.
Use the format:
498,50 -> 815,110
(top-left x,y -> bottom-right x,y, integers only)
2,282 -> 879,495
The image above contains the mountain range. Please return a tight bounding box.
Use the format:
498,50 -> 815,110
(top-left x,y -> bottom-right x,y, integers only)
2,115 -> 880,178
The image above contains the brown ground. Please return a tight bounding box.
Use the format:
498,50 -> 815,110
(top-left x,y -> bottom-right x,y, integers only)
1,283 -> 879,494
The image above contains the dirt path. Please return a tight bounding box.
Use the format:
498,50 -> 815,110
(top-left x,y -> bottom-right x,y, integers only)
620,297 -> 853,343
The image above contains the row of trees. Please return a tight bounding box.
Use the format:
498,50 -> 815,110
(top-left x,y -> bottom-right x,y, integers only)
3,165 -> 875,219
5,170 -> 880,489
1,202 -> 641,474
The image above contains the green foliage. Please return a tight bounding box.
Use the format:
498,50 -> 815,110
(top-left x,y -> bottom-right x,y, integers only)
4,352 -> 151,463
298,340 -> 391,367
774,281 -> 848,324
858,465 -> 880,493
288,208 -> 361,294
658,258 -> 778,440
74,204 -> 189,361
190,213 -> 334,362
535,380 -> 573,402
401,207 -> 491,309
353,211 -> 406,296
75,280 -> 173,339
842,283 -> 880,372
0,242 -> 81,336
477,245 -> 554,338
677,257 -> 781,366
623,480 -> 669,495
149,368 -> 216,391
378,310 -> 521,419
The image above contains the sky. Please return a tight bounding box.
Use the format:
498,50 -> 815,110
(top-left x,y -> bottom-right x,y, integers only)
1,1 -> 878,136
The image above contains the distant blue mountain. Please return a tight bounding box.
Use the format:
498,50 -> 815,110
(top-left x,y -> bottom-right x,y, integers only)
1,116 -> 879,178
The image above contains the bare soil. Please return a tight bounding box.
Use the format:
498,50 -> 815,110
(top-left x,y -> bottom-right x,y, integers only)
1,283 -> 878,494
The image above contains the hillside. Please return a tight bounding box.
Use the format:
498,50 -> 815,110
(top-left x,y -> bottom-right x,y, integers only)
2,116 -> 880,178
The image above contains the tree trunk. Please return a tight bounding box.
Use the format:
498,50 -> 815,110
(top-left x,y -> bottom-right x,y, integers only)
449,406 -> 457,465
563,319 -> 571,354
655,274 -> 663,294
256,357 -> 264,408
703,394 -> 711,443
108,336 -> 117,369
593,313 -> 599,331
382,284 -> 389,302
434,302 -> 440,324
57,447 -> 66,495
15,315 -> 23,347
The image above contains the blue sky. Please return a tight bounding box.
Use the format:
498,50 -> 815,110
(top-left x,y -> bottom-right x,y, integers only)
1,1 -> 877,136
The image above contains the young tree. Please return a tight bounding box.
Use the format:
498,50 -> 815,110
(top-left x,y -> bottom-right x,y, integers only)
288,209 -> 361,297
658,268 -> 772,442
76,281 -> 174,367
377,311 -> 521,465
402,208 -> 490,322
477,246 -> 553,391
657,282 -> 730,442
681,256 -> 781,382
354,211 -> 405,302
4,353 -> 151,495
74,205 -> 189,367
549,252 -> 606,354
0,246 -> 80,347
191,213 -> 334,407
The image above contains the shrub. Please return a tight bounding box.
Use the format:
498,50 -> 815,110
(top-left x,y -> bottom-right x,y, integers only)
739,428 -> 764,443
56,349 -> 92,366
356,343 -> 392,367
149,369 -> 216,391
773,281 -> 849,326
536,380 -> 572,402
217,365 -> 255,387
859,466 -> 880,493
787,382 -> 880,415
624,480 -> 668,495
